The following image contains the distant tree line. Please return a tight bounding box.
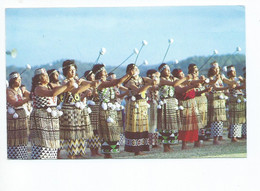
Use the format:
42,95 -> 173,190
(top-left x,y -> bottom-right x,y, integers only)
6,54 -> 245,90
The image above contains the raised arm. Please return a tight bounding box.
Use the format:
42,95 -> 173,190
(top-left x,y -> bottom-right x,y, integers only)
98,74 -> 132,90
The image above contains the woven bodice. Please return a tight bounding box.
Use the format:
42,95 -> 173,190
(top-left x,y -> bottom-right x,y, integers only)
98,87 -> 116,103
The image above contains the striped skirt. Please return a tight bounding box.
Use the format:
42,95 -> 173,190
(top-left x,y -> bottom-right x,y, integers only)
148,101 -> 159,146
60,104 -> 93,141
178,98 -> 202,142
7,108 -> 28,147
125,98 -> 149,152
30,108 -> 60,149
208,92 -> 227,123
157,98 -> 180,144
228,95 -> 246,124
99,106 -> 121,154
195,94 -> 208,127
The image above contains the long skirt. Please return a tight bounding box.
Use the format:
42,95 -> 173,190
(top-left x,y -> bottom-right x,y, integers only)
157,98 -> 180,144
195,94 -> 208,127
178,98 -> 202,142
148,101 -> 158,146
229,95 -> 246,124
99,106 -> 121,154
125,99 -> 149,153
30,107 -> 60,159
208,92 -> 227,123
88,104 -> 101,149
60,104 -> 93,156
7,108 -> 28,159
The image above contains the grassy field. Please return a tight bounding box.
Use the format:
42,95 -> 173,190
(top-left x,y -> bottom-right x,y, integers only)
50,137 -> 246,160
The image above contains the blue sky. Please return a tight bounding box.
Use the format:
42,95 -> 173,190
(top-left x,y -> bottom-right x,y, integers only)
5,6 -> 245,67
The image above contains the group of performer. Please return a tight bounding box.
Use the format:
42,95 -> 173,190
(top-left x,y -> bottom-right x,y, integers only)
6,59 -> 246,159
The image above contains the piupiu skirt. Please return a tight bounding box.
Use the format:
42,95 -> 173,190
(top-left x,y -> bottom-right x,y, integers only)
157,98 -> 180,144
148,101 -> 159,145
178,98 -> 202,142
208,92 -> 227,123
195,94 -> 208,127
125,98 -> 149,152
228,95 -> 246,124
7,108 -> 28,159
99,106 -> 121,154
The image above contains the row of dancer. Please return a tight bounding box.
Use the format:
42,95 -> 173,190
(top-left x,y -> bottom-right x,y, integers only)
6,60 -> 246,159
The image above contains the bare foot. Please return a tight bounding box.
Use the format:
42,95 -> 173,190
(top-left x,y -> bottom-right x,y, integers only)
213,140 -> 221,145
134,151 -> 147,156
218,136 -> 224,141
68,155 -> 76,159
231,138 -> 239,142
152,145 -> 161,149
104,154 -> 112,159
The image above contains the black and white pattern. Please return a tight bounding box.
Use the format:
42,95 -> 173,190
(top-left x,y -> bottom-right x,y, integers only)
31,145 -> 58,159
242,123 -> 247,137
119,133 -> 125,145
34,96 -> 50,108
211,121 -> 223,137
7,145 -> 28,159
229,124 -> 242,138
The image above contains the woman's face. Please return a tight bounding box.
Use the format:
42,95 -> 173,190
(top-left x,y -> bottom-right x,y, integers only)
88,73 -> 95,81
67,66 -> 76,78
41,73 -> 49,84
12,74 -> 21,88
101,68 -> 107,78
230,69 -> 236,77
162,66 -> 171,77
52,71 -> 59,81
179,71 -> 185,79
193,67 -> 199,77
132,66 -> 140,76
213,66 -> 220,75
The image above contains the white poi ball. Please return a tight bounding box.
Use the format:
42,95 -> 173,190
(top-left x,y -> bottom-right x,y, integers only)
168,38 -> 174,44
80,104 -> 85,110
101,102 -> 108,110
175,59 -> 179,64
157,105 -> 162,109
134,48 -> 139,55
219,95 -> 224,99
225,96 -> 229,100
107,103 -> 113,107
87,100 -> 96,106
214,49 -> 218,54
75,102 -> 81,108
143,60 -> 149,65
131,96 -> 136,101
73,83 -> 78,89
58,111 -> 63,117
244,98 -> 247,102
175,107 -> 179,111
237,99 -> 241,103
135,104 -> 139,108
159,101 -> 164,106
236,46 -> 242,52
13,113 -> 19,119
107,116 -> 114,123
223,66 -> 227,72
205,78 -> 210,83
46,107 -> 52,113
8,107 -> 15,115
111,104 -> 116,111
87,107 -> 92,114
233,94 -> 238,98
142,40 -> 148,46
179,106 -> 184,110
120,105 -> 125,110
147,104 -> 150,108
51,110 -> 57,117
100,47 -> 106,55
26,64 -> 31,70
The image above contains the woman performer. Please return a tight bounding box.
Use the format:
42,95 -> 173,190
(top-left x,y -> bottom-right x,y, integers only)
7,72 -> 30,159
241,67 -> 247,139
92,64 -> 133,158
124,64 -> 161,155
226,65 -> 246,142
81,70 -> 102,157
30,68 -> 73,159
59,60 -> 96,159
172,68 -> 208,150
207,61 -> 235,145
157,63 -> 192,152
188,64 -> 211,145
146,69 -> 160,148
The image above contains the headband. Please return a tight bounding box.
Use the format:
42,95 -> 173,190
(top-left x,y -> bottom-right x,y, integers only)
94,66 -> 105,75
34,68 -> 47,76
9,73 -> 19,80
159,65 -> 170,73
63,63 -> 76,70
48,70 -> 59,77
177,69 -> 183,74
227,67 -> 235,73
211,62 -> 219,68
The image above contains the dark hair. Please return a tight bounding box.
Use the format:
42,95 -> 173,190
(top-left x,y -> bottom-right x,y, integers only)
8,72 -> 19,88
172,68 -> 182,78
188,63 -> 197,74
243,67 -> 246,78
108,72 -> 115,76
62,60 -> 77,77
92,64 -> 105,80
31,74 -> 44,93
47,69 -> 59,83
227,65 -> 235,78
207,67 -> 215,78
84,70 -> 93,81
146,69 -> 157,78
158,63 -> 169,78
126,63 -> 136,73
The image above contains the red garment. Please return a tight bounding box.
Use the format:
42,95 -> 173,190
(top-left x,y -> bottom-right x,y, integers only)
178,130 -> 199,142
176,89 -> 196,101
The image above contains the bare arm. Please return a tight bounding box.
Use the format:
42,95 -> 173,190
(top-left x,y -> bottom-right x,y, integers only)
7,89 -> 30,107
98,74 -> 131,90
125,80 -> 152,95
